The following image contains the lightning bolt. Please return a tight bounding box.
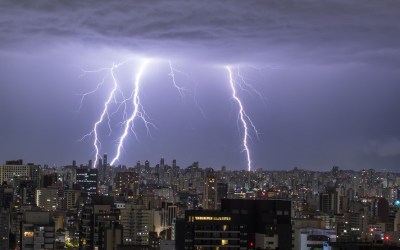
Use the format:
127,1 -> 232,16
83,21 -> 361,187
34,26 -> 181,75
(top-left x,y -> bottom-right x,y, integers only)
79,63 -> 121,168
168,61 -> 208,119
236,67 -> 265,105
168,61 -> 187,98
110,59 -> 153,166
226,66 -> 259,172
79,60 -> 262,172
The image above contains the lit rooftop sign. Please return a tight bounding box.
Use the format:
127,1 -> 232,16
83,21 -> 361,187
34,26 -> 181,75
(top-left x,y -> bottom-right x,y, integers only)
188,216 -> 231,222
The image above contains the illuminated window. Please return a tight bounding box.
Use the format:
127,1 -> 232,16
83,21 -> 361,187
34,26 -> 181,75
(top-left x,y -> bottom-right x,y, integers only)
24,232 -> 34,237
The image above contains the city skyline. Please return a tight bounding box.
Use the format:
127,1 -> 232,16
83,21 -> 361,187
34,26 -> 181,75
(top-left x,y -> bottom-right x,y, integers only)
1,1 -> 400,171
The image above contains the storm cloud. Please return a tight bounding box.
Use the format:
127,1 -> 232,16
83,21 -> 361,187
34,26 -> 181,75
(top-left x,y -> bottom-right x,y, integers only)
1,0 -> 400,64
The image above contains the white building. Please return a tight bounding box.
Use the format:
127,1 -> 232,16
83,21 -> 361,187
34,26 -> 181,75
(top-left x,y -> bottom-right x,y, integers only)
297,228 -> 336,250
120,204 -> 161,245
0,163 -> 40,186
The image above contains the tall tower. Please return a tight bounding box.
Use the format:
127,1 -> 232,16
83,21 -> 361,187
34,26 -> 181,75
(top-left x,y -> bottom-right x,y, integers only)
159,158 -> 165,185
103,154 -> 108,167
172,159 -> 176,168
76,167 -> 98,197
160,158 -> 165,167
97,158 -> 103,169
80,197 -> 122,250
99,154 -> 108,185
203,168 -> 217,210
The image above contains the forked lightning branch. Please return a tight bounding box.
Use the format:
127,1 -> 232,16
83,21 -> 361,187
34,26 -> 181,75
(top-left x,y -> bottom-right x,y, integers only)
79,59 -> 259,171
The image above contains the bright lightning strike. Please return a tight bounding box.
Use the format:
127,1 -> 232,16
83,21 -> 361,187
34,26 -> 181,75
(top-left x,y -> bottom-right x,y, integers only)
79,59 -> 262,171
110,59 -> 153,166
80,63 -> 121,168
80,59 -> 190,166
226,66 -> 258,172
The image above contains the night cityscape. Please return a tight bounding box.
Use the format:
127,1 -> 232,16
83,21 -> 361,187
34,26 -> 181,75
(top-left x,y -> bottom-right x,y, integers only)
1,1 -> 400,250
1,159 -> 400,249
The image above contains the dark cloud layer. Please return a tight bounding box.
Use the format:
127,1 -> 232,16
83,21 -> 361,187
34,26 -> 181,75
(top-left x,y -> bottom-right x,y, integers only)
1,0 -> 400,63
1,0 -> 400,171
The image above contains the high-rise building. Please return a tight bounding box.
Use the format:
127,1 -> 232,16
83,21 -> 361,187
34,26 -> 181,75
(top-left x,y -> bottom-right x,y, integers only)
203,168 -> 217,210
102,218 -> 122,250
97,154 -> 109,185
172,159 -> 176,168
36,187 -> 60,211
80,196 -> 122,250
120,204 -> 158,246
177,199 -> 292,249
167,205 -> 177,227
62,189 -> 81,210
319,188 -> 338,215
177,210 -> 247,249
114,171 -> 139,200
41,173 -> 58,188
0,161 -> 41,187
76,167 -> 98,197
62,165 -> 76,189
0,209 -> 9,250
222,199 -> 292,249
17,179 -> 37,205
160,158 -> 165,167
103,154 -> 108,167
0,183 -> 13,209
216,182 -> 228,209
158,158 -> 166,185
372,197 -> 389,222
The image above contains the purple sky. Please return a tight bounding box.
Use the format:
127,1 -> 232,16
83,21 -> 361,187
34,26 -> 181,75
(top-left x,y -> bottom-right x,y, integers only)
1,1 -> 400,171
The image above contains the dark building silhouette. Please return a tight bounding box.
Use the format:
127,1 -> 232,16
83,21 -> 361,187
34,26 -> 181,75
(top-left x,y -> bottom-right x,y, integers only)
319,187 -> 338,215
0,183 -> 13,209
203,168 -> 217,210
372,197 -> 389,222
176,199 -> 292,249
76,167 -> 98,197
5,160 -> 23,165
0,208 -> 9,250
216,182 -> 228,209
42,173 -> 58,188
80,196 -> 122,250
17,180 -> 36,205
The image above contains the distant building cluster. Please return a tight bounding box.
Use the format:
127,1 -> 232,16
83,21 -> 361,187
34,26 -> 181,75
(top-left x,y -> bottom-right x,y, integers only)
1,158 -> 400,249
